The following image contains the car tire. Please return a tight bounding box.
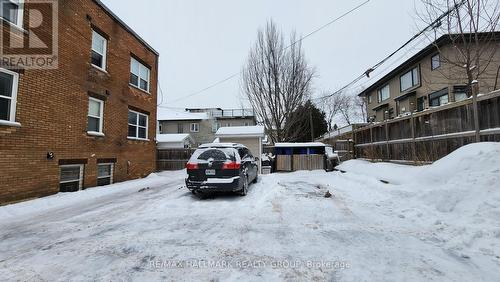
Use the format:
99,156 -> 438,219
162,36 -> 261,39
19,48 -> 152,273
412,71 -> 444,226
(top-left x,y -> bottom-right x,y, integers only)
252,174 -> 258,184
239,175 -> 248,196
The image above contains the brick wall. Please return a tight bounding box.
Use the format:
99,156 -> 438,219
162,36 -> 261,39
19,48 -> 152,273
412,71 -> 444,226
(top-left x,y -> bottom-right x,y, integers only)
0,0 -> 159,204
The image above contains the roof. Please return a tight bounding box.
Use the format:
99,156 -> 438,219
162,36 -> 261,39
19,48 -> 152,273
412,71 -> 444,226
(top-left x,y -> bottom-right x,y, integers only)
274,142 -> 327,148
215,126 -> 265,137
93,0 -> 159,56
157,108 -> 209,121
359,32 -> 500,97
156,134 -> 193,143
199,143 -> 246,149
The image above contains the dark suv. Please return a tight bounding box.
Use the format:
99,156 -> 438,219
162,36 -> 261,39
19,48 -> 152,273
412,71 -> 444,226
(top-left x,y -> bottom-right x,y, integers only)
185,143 -> 259,197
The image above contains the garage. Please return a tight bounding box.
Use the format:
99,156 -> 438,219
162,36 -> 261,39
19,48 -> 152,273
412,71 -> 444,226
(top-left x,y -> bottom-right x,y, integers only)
215,126 -> 265,173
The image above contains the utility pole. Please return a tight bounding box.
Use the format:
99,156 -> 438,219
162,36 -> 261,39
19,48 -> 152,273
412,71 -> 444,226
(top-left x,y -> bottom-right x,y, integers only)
309,107 -> 314,142
471,80 -> 480,143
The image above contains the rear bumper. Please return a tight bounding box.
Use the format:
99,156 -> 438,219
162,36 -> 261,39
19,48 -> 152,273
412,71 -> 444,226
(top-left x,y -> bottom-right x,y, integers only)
186,176 -> 241,192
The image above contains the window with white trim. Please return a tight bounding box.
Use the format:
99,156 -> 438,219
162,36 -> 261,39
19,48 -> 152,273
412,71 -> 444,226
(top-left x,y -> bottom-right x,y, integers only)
0,0 -> 23,27
91,30 -> 107,70
377,85 -> 390,102
97,163 -> 114,186
128,110 -> 148,139
0,68 -> 19,122
87,98 -> 104,134
400,66 -> 420,92
190,123 -> 199,132
59,165 -> 84,192
130,57 -> 150,92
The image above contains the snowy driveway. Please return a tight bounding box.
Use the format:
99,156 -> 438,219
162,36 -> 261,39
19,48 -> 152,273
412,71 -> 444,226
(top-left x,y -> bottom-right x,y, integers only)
0,143 -> 499,281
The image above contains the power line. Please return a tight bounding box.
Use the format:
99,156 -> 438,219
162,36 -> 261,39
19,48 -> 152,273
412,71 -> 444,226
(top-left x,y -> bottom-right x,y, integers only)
167,0 -> 371,104
313,0 -> 466,101
347,36 -> 429,94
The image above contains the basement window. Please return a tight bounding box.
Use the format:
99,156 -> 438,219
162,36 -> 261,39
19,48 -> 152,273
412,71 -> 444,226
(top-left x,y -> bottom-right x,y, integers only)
130,58 -> 150,92
97,163 -> 114,186
59,165 -> 84,192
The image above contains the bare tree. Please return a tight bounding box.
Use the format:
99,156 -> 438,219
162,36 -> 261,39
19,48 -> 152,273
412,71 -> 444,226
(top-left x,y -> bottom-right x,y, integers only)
241,20 -> 315,143
322,92 -> 345,131
419,0 -> 500,89
322,92 -> 366,127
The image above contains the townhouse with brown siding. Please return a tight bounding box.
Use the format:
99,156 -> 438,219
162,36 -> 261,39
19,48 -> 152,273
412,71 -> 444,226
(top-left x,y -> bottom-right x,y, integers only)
359,33 -> 500,122
0,0 -> 159,204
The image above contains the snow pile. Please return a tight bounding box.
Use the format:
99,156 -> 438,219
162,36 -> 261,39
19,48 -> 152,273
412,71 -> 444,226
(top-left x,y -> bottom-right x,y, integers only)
340,142 -> 500,276
417,142 -> 500,186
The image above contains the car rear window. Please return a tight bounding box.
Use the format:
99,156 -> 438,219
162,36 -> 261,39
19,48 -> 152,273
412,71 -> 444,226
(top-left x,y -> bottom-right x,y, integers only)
189,148 -> 238,163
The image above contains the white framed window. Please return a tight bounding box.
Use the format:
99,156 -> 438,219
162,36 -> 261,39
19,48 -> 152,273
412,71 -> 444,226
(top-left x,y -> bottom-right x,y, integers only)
400,66 -> 420,92
91,30 -> 107,70
59,164 -> 84,192
190,123 -> 199,132
0,68 -> 19,123
130,57 -> 150,92
367,94 -> 372,104
87,97 -> 104,134
97,163 -> 114,186
431,54 -> 441,70
128,110 -> 148,140
0,0 -> 24,28
377,85 -> 390,102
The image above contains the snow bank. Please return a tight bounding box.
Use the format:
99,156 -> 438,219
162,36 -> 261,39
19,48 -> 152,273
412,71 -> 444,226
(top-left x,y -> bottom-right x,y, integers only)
417,142 -> 500,186
0,171 -> 185,222
340,142 -> 500,274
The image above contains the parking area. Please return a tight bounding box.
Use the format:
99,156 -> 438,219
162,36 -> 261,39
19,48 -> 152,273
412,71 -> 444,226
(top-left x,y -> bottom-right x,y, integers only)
0,143 -> 499,281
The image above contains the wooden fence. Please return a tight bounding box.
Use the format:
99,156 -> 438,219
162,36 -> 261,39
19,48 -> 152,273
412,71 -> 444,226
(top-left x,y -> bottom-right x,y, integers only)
324,140 -> 355,161
276,155 -> 324,171
157,148 -> 195,171
353,90 -> 500,163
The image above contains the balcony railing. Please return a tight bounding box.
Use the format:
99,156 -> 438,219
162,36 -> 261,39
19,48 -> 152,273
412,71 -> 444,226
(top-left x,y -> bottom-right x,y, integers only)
209,109 -> 255,118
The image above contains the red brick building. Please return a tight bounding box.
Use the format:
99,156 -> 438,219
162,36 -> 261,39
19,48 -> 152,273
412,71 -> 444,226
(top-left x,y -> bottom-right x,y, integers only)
0,0 -> 159,204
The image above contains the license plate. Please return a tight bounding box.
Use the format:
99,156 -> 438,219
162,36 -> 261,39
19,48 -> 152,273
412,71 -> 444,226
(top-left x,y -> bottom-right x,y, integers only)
205,169 -> 216,176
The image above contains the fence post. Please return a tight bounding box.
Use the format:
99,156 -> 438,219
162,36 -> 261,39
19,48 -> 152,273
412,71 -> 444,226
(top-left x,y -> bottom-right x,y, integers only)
410,111 -> 417,163
471,80 -> 480,143
385,119 -> 390,161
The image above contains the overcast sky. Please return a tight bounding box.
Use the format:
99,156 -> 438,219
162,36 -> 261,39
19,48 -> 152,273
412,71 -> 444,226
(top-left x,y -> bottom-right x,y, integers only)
102,0 -> 427,109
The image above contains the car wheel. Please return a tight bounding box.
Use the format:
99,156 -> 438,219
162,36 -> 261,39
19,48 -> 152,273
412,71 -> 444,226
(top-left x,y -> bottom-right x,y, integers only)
252,174 -> 258,184
239,175 -> 248,196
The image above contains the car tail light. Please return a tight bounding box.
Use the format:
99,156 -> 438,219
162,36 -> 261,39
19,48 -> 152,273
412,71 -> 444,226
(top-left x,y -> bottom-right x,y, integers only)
186,163 -> 199,170
222,161 -> 241,170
